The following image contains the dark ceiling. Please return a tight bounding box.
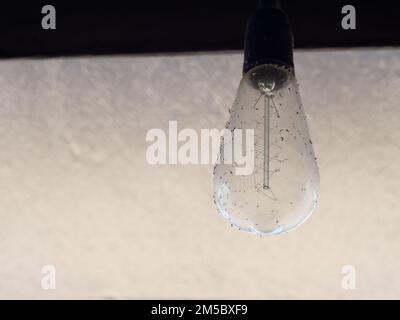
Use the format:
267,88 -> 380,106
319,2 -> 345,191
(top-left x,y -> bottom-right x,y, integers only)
0,0 -> 399,58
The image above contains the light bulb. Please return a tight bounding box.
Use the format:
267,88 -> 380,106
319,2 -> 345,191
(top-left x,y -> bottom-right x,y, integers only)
213,63 -> 319,236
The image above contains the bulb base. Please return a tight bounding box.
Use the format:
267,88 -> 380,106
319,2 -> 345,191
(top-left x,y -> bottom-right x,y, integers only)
243,7 -> 294,74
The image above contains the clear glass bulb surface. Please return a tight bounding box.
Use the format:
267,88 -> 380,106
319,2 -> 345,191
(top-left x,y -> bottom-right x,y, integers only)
213,64 -> 319,236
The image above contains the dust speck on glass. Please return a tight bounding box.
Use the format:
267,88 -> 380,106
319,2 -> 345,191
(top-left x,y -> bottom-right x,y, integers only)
213,64 -> 319,236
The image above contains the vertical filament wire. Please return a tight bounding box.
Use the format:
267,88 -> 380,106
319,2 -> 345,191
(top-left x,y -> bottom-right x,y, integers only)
263,94 -> 270,190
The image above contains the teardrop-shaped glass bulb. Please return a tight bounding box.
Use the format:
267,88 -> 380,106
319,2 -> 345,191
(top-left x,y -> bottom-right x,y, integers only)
213,64 -> 319,236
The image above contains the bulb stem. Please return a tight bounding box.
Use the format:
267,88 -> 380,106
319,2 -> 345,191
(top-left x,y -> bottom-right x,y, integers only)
263,94 -> 270,189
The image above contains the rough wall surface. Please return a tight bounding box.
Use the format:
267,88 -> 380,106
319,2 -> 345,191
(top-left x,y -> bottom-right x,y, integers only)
0,49 -> 399,298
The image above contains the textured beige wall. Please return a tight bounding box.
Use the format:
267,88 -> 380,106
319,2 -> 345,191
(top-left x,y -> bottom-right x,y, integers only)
0,49 -> 399,299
